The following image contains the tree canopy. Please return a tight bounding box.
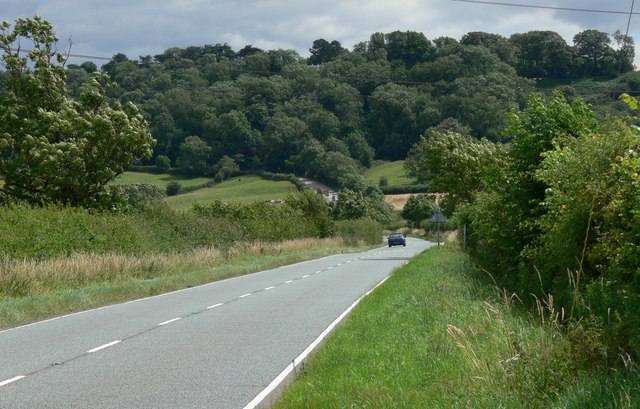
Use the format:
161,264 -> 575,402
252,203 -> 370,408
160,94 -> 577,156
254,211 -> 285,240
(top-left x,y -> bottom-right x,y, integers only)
0,17 -> 155,207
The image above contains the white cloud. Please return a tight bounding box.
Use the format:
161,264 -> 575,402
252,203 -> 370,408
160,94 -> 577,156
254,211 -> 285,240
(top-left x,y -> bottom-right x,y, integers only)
1,0 -> 639,65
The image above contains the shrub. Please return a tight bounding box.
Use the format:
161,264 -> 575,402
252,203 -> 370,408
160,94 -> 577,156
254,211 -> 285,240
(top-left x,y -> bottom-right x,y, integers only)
335,219 -> 382,246
165,181 -> 182,196
155,155 -> 171,172
111,183 -> 165,209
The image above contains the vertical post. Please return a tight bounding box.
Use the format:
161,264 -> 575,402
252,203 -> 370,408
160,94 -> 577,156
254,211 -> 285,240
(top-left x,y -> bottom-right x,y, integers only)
463,223 -> 467,250
437,221 -> 440,247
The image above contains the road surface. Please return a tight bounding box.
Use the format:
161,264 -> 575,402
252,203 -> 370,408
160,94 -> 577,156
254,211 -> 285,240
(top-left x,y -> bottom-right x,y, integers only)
0,238 -> 432,408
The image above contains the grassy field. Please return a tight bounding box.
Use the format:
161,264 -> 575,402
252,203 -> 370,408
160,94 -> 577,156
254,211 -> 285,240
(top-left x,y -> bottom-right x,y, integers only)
274,246 -> 640,408
164,175 -> 298,210
365,160 -> 414,187
113,171 -> 212,188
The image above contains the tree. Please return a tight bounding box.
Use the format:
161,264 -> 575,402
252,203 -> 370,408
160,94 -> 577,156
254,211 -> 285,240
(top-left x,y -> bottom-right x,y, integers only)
460,31 -> 516,66
155,155 -> 171,172
401,194 -> 437,228
308,39 -> 345,65
573,29 -> 615,76
0,17 -> 155,207
214,155 -> 240,181
175,136 -> 212,175
510,31 -> 575,78
404,132 -> 504,205
384,30 -> 435,66
465,92 -> 598,288
612,30 -> 635,74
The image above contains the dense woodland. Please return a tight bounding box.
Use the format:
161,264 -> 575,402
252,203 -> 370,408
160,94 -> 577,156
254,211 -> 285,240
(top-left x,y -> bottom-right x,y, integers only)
62,29 -> 637,189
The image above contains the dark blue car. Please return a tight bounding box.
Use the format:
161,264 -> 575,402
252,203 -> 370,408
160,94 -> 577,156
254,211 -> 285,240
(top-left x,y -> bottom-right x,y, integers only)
387,232 -> 406,247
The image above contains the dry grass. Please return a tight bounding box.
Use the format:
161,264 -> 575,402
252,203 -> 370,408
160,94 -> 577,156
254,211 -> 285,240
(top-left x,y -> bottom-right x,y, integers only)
385,194 -> 414,210
0,238 -> 344,298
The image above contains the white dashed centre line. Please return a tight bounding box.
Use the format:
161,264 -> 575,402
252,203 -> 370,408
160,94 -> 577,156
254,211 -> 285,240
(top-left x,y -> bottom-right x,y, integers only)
285,280 -> 293,284
239,293 -> 252,298
0,376 -> 25,387
86,340 -> 121,354
158,317 -> 182,326
302,275 -> 310,278
207,303 -> 224,309
264,286 -> 275,291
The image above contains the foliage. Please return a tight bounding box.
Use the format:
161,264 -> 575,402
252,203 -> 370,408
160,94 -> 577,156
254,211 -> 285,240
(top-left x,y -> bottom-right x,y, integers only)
334,219 -> 382,246
332,174 -> 395,224
401,193 -> 437,228
405,132 -> 505,207
155,155 -> 171,172
165,181 -> 181,196
214,155 -> 240,182
39,25 -> 627,191
463,92 -> 640,360
0,17 -> 155,208
175,135 -> 212,175
191,200 -> 322,245
285,190 -> 335,238
110,183 -> 165,210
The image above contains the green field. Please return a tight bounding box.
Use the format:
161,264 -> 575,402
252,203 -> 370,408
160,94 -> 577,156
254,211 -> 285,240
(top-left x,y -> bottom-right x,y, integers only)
113,172 -> 212,188
164,175 -> 298,210
365,160 -> 414,187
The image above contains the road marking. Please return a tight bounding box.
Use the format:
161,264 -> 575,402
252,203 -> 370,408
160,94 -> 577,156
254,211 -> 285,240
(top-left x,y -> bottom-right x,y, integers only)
87,340 -> 121,354
239,293 -> 252,298
337,263 -> 343,266
207,303 -> 224,309
302,275 -> 309,278
0,376 -> 25,387
326,267 -> 332,270
158,317 -> 182,326
314,270 -> 322,274
285,280 -> 293,284
264,286 -> 275,291
242,274 -> 391,409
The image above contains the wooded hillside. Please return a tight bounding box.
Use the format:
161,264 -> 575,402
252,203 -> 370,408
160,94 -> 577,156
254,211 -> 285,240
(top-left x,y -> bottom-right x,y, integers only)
62,29 -> 635,189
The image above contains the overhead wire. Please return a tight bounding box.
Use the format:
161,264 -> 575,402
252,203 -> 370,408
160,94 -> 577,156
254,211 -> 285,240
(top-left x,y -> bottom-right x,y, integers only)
450,0 -> 640,15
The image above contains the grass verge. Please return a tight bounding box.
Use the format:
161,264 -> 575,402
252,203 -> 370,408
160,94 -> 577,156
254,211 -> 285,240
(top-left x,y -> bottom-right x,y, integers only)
273,246 -> 640,408
0,238 -> 365,329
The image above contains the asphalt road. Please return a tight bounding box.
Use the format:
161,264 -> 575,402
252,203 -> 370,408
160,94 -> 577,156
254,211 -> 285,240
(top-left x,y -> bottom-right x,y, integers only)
0,238 -> 432,408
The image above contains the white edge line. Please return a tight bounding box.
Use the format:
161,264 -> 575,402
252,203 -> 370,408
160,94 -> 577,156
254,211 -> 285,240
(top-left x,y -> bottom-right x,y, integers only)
0,376 -> 25,387
86,340 -> 121,354
207,303 -> 224,309
242,274 -> 391,409
158,317 -> 182,326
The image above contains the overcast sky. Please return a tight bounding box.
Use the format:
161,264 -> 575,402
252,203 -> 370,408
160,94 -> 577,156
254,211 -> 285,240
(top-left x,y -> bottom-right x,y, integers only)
2,0 -> 639,66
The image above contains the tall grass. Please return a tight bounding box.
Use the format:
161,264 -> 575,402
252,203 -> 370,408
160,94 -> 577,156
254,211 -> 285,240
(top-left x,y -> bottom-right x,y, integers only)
0,238 -> 347,328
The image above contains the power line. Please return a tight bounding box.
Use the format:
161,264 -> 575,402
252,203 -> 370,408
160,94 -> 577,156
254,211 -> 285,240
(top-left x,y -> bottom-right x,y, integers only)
450,0 -> 640,15
9,47 -> 112,61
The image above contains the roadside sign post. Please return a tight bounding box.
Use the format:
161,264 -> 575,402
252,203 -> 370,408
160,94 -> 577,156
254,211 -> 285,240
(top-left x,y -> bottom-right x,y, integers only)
429,208 -> 447,247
